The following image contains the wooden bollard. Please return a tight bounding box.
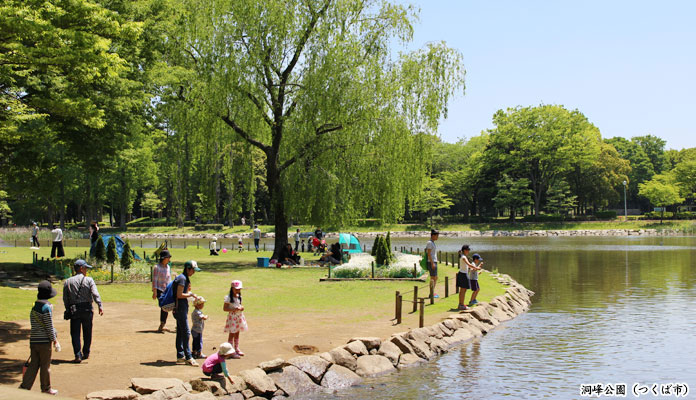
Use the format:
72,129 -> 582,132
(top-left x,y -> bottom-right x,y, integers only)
328,265 -> 332,279
445,276 -> 449,298
396,293 -> 402,324
371,261 -> 375,278
413,263 -> 417,278
413,285 -> 418,313
184,241 -> 186,248
419,298 -> 425,328
395,291 -> 400,320
429,281 -> 434,305
264,243 -> 266,251
111,264 -> 114,283
410,246 -> 413,254
156,240 -> 158,248
150,266 -> 153,282
84,251 -> 87,259
141,239 -> 143,248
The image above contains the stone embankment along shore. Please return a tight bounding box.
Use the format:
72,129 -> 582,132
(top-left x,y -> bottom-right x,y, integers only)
84,273 -> 535,400
121,228 -> 686,241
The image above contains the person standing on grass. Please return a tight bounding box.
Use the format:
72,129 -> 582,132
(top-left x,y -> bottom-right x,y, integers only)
50,225 -> 64,258
174,260 -> 202,366
31,222 -> 40,248
252,225 -> 261,252
63,259 -> 103,363
425,229 -> 439,298
152,250 -> 172,333
19,281 -> 60,395
89,221 -> 99,257
223,280 -> 247,357
457,244 -> 475,311
294,228 -> 301,252
468,253 -> 484,307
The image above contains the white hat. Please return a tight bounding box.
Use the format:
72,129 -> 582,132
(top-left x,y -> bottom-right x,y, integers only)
218,342 -> 236,356
231,280 -> 243,289
212,237 -> 218,241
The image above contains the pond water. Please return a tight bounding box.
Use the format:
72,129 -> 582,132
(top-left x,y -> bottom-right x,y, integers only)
298,236 -> 696,399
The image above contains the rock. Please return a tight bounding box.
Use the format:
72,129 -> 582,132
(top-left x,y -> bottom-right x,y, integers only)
220,393 -> 244,400
288,355 -> 331,383
320,364 -> 362,389
442,327 -> 475,347
355,355 -> 396,377
405,336 -> 433,360
436,322 -> 453,337
442,319 -> 458,331
377,341 -> 402,366
175,393 -> 217,400
369,348 -> 378,355
459,313 -> 489,335
428,337 -> 448,354
268,365 -> 319,397
238,368 -> 277,396
408,328 -> 432,343
487,302 -> 513,322
227,376 -> 247,393
397,353 -> 425,369
189,379 -> 229,396
329,347 -> 357,371
344,340 -> 369,356
86,389 -> 139,400
348,337 -> 382,351
469,304 -> 500,325
132,378 -> 186,394
273,389 -> 286,397
241,389 -> 255,399
390,335 -> 415,354
258,358 -> 288,373
143,383 -> 190,400
318,352 -> 334,363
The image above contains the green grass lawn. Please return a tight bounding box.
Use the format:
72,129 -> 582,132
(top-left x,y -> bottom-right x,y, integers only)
0,246 -> 508,322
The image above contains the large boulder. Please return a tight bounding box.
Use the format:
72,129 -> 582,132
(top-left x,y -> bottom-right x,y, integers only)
348,337 -> 382,351
469,304 -> 499,325
287,355 -> 331,383
238,368 -> 277,396
428,337 -> 448,354
131,378 -> 186,395
189,379 -> 229,396
329,347 -> 357,371
86,390 -> 139,400
268,365 -> 319,397
258,358 -> 288,373
318,352 -> 334,364
320,364 -> 362,389
397,353 -> 425,369
344,340 -> 369,356
436,322 -> 453,337
442,318 -> 460,331
487,302 -> 513,322
405,336 -> 433,360
442,327 -> 475,348
408,327 -> 433,343
173,393 -> 217,400
377,341 -> 402,366
355,355 -> 396,377
389,335 -> 415,354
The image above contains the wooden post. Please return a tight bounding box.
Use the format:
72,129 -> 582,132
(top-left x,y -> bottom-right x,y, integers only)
438,250 -> 441,264
141,239 -> 143,248
395,291 -> 400,320
429,282 -> 434,305
150,266 -> 153,282
445,276 -> 449,298
413,263 -> 417,278
184,241 -> 186,249
156,240 -> 158,249
410,246 -> 413,254
248,243 -> 250,251
419,298 -> 425,328
111,264 -> 114,283
84,251 -> 87,259
264,243 -> 266,251
328,265 -> 332,279
413,286 -> 418,313
396,293 -> 402,324
371,261 -> 375,278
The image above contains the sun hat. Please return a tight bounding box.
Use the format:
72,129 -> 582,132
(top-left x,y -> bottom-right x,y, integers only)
472,253 -> 483,261
212,237 -> 217,241
185,260 -> 201,271
431,229 -> 439,236
74,259 -> 93,271
193,296 -> 206,306
159,249 -> 172,261
37,280 -> 57,300
218,342 -> 236,356
231,280 -> 243,289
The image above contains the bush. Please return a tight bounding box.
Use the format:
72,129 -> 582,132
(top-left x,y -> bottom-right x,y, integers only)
121,239 -> 134,269
642,211 -> 673,219
521,214 -> 564,222
194,224 -> 224,231
370,235 -> 380,256
594,210 -> 617,220
94,235 -> 106,262
106,236 -> 117,264
333,267 -> 367,278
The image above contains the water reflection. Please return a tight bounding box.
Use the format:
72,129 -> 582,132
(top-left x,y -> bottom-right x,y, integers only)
297,236 -> 696,399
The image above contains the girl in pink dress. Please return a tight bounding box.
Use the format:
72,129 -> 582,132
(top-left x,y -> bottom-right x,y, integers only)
223,280 -> 247,356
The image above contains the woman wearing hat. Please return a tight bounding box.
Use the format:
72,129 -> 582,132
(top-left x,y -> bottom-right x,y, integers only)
19,281 -> 59,395
152,250 -> 172,332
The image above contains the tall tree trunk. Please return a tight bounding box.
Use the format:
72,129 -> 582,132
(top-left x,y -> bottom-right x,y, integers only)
267,153 -> 287,260
59,181 -> 66,230
120,176 -> 127,230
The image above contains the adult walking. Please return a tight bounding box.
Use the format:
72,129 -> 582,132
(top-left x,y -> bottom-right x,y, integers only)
252,225 -> 261,252
425,229 -> 439,298
63,259 -> 103,363
31,222 -> 40,248
174,260 -> 202,366
152,250 -> 172,332
50,226 -> 64,258
89,221 -> 99,257
19,281 -> 59,395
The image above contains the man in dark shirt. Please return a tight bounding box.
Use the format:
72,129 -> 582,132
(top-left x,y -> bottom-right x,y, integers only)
314,227 -> 323,240
173,260 -> 202,366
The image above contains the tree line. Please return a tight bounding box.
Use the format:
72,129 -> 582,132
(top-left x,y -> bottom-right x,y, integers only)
1,0 -> 694,250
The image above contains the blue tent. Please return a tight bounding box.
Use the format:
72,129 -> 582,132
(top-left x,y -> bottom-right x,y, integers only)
338,233 -> 362,254
101,235 -> 142,260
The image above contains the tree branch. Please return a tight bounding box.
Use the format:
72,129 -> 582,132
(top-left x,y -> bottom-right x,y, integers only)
278,123 -> 344,172
220,112 -> 269,153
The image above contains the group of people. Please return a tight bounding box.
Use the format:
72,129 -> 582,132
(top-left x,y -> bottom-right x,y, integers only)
425,229 -> 483,311
151,249 -> 247,383
29,222 -> 66,258
20,259 -> 104,395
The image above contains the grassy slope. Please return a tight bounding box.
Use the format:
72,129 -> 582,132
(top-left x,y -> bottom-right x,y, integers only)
0,246 -> 506,322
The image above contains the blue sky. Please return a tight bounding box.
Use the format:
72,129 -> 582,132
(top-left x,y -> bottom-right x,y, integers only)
396,1 -> 695,150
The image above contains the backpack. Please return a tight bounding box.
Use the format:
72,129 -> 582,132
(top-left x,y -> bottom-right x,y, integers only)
420,250 -> 429,270
158,280 -> 176,312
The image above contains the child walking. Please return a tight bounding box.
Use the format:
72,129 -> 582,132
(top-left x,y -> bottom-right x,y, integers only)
457,244 -> 475,311
468,253 -> 484,307
238,238 -> 244,253
201,342 -> 237,386
191,297 -> 208,358
223,280 -> 247,357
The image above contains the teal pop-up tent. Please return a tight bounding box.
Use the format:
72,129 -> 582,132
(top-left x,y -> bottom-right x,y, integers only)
101,235 -> 142,260
338,233 -> 362,253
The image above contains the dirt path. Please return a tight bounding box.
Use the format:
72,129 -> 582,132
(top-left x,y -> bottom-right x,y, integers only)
1,296 -> 438,399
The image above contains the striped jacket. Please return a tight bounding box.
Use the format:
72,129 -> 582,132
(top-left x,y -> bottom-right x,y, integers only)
30,300 -> 57,344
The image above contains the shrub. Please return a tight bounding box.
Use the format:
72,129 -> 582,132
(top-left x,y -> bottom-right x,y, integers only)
521,214 -> 564,222
194,224 -> 224,231
106,236 -> 117,264
371,235 -> 380,256
333,267 -> 367,278
94,235 -> 106,262
594,210 -> 617,220
385,231 -> 392,256
121,239 -> 134,269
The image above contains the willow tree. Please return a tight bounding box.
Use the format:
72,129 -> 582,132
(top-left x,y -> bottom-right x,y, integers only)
172,0 -> 465,255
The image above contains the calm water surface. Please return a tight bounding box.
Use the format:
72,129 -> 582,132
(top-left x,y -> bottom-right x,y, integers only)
299,236 -> 696,399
